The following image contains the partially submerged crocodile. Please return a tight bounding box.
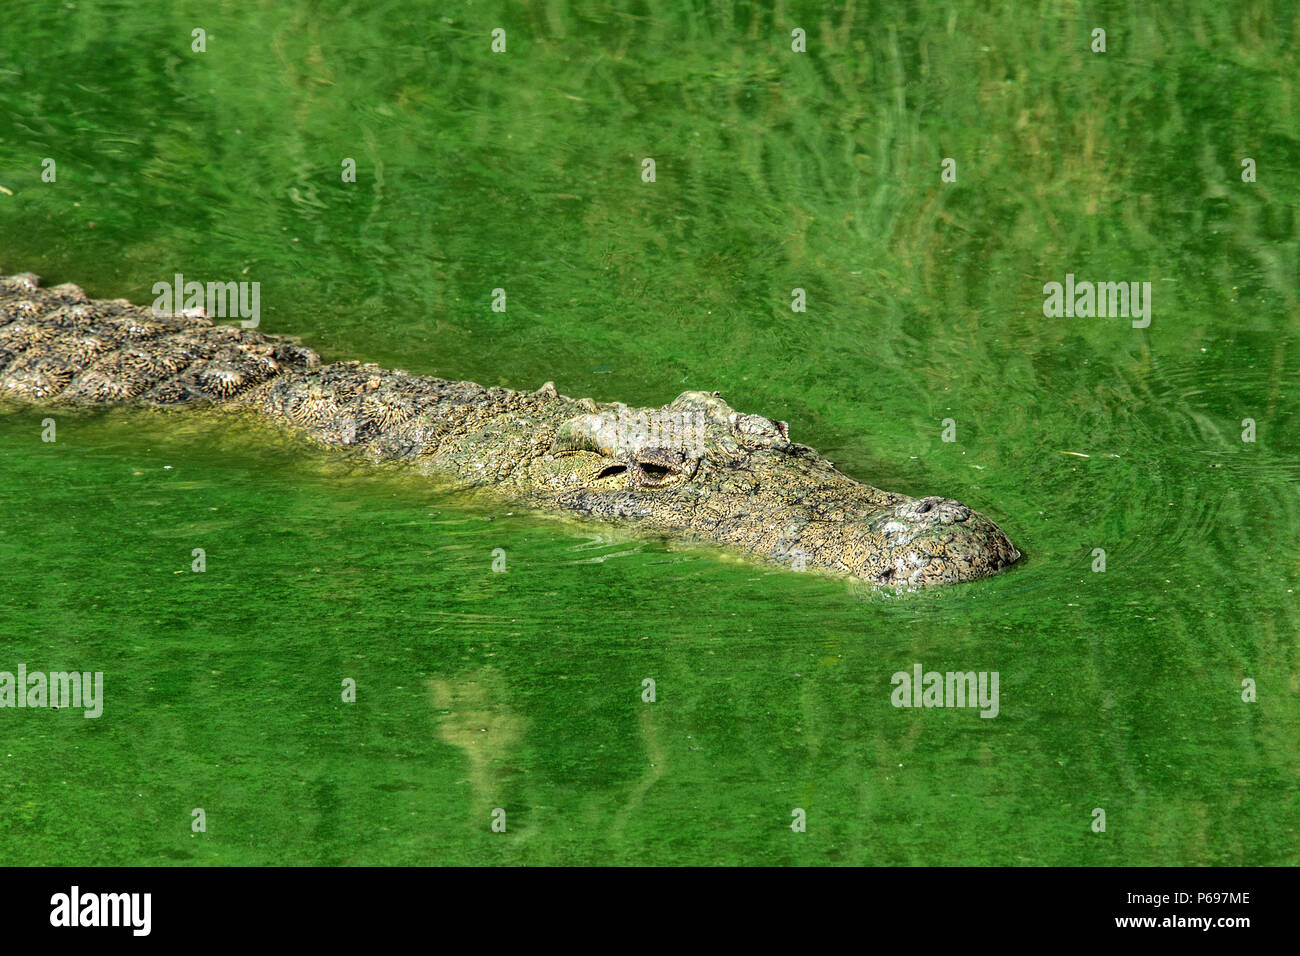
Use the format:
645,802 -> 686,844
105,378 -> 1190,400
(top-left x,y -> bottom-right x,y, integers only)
0,271 -> 1020,587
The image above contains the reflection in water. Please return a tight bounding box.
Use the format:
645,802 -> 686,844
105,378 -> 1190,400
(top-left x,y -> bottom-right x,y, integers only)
428,672 -> 526,824
610,707 -> 666,839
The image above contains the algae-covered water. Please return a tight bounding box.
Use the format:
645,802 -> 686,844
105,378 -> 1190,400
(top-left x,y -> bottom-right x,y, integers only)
0,2 -> 1296,865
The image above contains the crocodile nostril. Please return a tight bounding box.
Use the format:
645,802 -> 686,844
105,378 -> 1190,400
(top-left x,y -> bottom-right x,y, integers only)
896,496 -> 971,525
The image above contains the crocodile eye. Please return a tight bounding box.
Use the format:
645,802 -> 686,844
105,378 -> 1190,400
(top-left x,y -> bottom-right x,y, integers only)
633,448 -> 699,485
560,448 -> 695,488
635,461 -> 677,486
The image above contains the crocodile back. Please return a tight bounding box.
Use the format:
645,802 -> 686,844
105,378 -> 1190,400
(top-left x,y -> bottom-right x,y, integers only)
0,272 -> 319,406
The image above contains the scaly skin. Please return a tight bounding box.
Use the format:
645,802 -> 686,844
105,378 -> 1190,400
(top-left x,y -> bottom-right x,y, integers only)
0,272 -> 1021,587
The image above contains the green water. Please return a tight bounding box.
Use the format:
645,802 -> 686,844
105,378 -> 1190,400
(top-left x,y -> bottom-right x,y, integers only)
1,1 -> 1297,865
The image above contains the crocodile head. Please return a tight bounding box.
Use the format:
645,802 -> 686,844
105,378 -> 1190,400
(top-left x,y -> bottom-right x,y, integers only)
521,390 -> 1020,587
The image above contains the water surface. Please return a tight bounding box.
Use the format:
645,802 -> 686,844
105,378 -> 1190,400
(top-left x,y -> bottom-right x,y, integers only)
0,1 -> 1296,864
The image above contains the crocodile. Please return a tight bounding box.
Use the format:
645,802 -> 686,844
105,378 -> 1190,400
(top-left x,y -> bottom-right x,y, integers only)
0,271 -> 1020,587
